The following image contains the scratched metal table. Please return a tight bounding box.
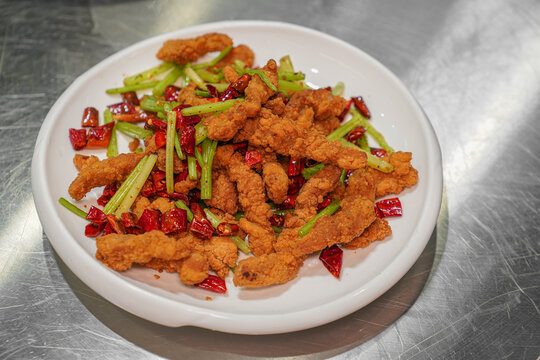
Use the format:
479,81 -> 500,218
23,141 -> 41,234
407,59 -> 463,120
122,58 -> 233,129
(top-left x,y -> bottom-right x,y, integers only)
1,0 -> 539,359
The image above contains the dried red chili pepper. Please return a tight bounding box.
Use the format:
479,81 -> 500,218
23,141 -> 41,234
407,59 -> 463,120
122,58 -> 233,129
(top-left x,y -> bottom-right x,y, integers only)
345,126 -> 366,143
188,189 -> 201,204
245,151 -> 262,167
69,128 -> 87,150
113,111 -> 150,123
179,125 -> 196,155
121,91 -> 140,105
138,209 -> 161,233
105,214 -> 125,234
338,99 -> 353,122
233,141 -> 248,156
219,74 -> 251,101
156,192 -> 188,201
375,198 -> 402,218
288,176 -> 306,195
352,96 -> 371,119
121,212 -> 138,228
86,122 -> 114,149
140,179 -> 156,197
190,216 -> 214,239
161,208 -> 188,234
370,148 -> 388,158
81,107 -> 99,127
216,222 -> 239,236
319,245 -> 343,278
206,84 -> 219,98
144,118 -> 167,132
154,129 -> 167,149
317,197 -> 333,212
173,105 -> 201,128
279,195 -> 297,210
164,85 -> 181,102
85,222 -> 106,237
102,222 -> 115,235
86,206 -> 106,222
269,214 -> 285,227
196,275 -> 227,293
97,182 -> 119,206
175,169 -> 188,183
151,171 -> 166,192
288,157 -> 305,177
304,158 -> 319,168
107,102 -> 137,115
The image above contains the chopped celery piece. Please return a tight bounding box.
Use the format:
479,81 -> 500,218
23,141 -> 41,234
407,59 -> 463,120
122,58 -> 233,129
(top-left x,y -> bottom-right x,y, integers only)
114,154 -> 158,217
58,197 -> 87,219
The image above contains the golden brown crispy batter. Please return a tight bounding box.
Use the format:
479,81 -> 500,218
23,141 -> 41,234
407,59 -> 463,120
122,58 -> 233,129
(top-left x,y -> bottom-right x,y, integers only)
233,252 -> 302,287
204,60 -> 279,141
69,153 -> 145,200
248,108 -> 367,170
343,218 -> 392,249
178,252 -> 209,285
215,44 -> 255,68
157,33 -> 233,65
215,145 -> 275,255
285,89 -> 346,123
174,177 -> 199,195
365,151 -> 418,198
285,165 -> 342,228
222,65 -> 239,83
204,236 -> 239,279
262,162 -> 289,204
263,93 -> 287,116
227,150 -> 273,227
128,138 -> 140,152
177,82 -> 213,106
155,147 -> 185,173
73,154 -> 99,171
204,169 -> 238,214
148,197 -> 176,214
238,218 -> 275,256
131,196 -> 151,220
274,171 -> 376,258
141,258 -> 180,273
95,230 -> 194,271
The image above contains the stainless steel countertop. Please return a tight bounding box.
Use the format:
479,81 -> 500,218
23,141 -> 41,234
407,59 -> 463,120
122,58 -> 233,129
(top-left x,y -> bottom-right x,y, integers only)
1,0 -> 539,359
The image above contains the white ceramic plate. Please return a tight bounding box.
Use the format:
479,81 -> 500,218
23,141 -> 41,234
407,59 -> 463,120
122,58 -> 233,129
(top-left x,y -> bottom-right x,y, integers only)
32,20 -> 442,334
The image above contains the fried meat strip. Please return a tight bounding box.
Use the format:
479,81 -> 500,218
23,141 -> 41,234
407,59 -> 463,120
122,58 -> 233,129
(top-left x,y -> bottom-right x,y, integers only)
177,82 -> 213,106
217,145 -> 274,255
174,177 -> 199,195
365,151 -> 418,197
73,154 -> 99,171
157,33 -> 233,65
222,65 -> 239,83
343,218 -> 392,249
215,44 -> 255,68
233,252 -> 302,287
248,108 -> 367,170
275,171 -> 376,257
204,236 -> 239,278
204,169 -> 238,214
263,162 -> 289,204
284,165 -> 342,227
285,89 -> 346,123
96,230 -> 194,271
204,60 -> 279,141
69,153 -> 145,200
179,252 -> 209,284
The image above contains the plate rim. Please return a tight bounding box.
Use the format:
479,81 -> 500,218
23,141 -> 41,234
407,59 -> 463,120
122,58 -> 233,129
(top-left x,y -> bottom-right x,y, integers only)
31,19 -> 442,334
